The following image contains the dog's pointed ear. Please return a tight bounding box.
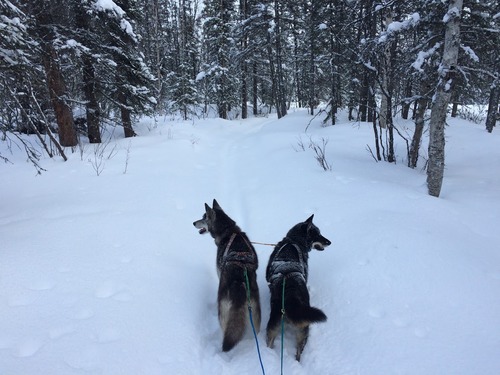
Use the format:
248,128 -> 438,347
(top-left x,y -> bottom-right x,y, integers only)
204,203 -> 211,213
212,199 -> 221,210
306,214 -> 314,224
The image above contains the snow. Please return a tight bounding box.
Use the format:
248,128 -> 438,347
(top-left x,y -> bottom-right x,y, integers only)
461,45 -> 479,62
379,13 -> 420,43
444,79 -> 452,91
443,7 -> 461,23
411,43 -> 441,72
93,0 -> 136,39
1,109 -> 500,375
93,0 -> 125,17
195,71 -> 206,81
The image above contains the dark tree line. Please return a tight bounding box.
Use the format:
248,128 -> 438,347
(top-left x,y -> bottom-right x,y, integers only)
1,0 -> 499,193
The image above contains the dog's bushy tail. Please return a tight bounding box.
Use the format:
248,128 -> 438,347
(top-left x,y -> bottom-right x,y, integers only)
286,297 -> 327,326
222,312 -> 246,352
221,282 -> 247,352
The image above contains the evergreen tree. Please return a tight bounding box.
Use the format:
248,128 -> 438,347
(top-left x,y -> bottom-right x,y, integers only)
200,0 -> 238,119
74,0 -> 102,143
136,0 -> 175,108
168,0 -> 200,120
0,0 -> 33,134
93,0 -> 156,137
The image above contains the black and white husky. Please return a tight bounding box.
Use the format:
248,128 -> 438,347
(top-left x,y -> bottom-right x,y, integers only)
266,214 -> 331,361
193,199 -> 261,352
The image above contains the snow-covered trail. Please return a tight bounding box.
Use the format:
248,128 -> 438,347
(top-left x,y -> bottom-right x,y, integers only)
1,109 -> 500,374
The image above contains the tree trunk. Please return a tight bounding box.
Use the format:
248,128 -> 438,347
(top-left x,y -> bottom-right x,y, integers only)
42,43 -> 77,147
119,94 -> 135,138
116,66 -> 136,138
241,61 -> 248,119
252,61 -> 258,116
386,96 -> 395,163
293,32 -> 303,108
409,83 -> 429,168
34,0 -> 77,147
485,83 -> 499,133
451,101 -> 459,117
379,14 -> 393,130
359,73 -> 369,122
82,55 -> 101,143
75,1 -> 101,143
372,105 -> 382,161
450,87 -> 460,117
401,78 -> 413,120
240,0 -> 248,119
427,0 -> 463,197
274,0 -> 287,119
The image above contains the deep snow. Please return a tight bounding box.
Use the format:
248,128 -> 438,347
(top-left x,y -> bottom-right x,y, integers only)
1,109 -> 499,375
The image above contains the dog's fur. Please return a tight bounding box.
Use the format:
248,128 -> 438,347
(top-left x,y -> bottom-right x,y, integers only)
193,199 -> 261,352
266,214 -> 331,361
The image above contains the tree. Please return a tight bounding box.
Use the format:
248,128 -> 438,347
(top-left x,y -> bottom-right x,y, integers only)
266,0 -> 287,118
1,0 -> 33,135
200,0 -> 238,119
136,0 -> 173,108
74,0 -> 101,143
427,0 -> 463,197
485,73 -> 499,133
30,0 -> 78,147
93,0 -> 156,137
168,0 -> 200,120
237,0 -> 275,116
483,1 -> 500,133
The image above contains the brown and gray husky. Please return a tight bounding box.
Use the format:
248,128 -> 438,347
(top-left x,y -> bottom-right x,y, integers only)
266,215 -> 331,361
193,199 -> 261,352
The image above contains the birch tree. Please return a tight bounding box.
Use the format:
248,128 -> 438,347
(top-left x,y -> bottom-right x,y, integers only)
427,0 -> 463,197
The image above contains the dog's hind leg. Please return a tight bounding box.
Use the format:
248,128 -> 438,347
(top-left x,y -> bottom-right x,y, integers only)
266,302 -> 281,348
295,325 -> 309,361
221,305 -> 247,352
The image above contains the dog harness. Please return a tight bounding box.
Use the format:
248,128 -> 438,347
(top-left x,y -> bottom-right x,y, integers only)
222,232 -> 258,270
268,242 -> 307,283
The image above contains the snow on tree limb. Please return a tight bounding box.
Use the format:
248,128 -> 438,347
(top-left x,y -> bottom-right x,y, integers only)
378,13 -> 420,43
92,0 -> 137,40
411,43 -> 441,72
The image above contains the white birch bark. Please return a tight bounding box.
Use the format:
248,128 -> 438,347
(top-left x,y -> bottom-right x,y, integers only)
379,14 -> 392,130
427,0 -> 463,197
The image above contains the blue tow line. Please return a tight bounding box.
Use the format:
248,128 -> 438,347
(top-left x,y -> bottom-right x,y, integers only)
280,276 -> 286,375
244,268 -> 266,375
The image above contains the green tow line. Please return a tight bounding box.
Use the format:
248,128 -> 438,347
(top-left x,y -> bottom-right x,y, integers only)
280,276 -> 286,375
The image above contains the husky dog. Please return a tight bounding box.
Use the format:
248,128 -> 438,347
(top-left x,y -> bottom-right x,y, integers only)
266,214 -> 331,361
193,199 -> 261,352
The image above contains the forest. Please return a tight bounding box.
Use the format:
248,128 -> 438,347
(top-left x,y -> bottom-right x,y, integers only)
1,0 -> 499,196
